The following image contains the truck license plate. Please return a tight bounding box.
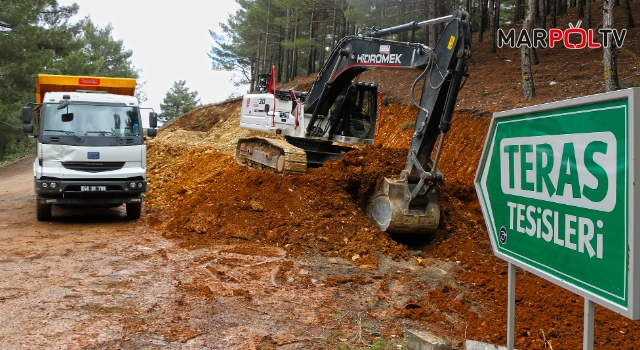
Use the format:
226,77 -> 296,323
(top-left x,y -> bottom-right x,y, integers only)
81,186 -> 106,192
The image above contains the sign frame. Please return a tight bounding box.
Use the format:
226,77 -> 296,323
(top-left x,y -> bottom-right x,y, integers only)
475,87 -> 640,320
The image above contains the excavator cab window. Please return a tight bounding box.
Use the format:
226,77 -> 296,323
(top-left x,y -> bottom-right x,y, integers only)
330,83 -> 378,140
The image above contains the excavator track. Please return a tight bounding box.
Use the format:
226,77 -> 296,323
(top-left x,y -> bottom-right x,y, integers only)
236,137 -> 307,175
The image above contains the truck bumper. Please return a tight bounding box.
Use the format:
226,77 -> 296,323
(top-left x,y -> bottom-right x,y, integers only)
35,178 -> 146,206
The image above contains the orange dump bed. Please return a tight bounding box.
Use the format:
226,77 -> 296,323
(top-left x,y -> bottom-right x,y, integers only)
36,74 -> 137,103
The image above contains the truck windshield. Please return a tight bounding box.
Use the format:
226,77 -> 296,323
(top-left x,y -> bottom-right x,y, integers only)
42,103 -> 142,137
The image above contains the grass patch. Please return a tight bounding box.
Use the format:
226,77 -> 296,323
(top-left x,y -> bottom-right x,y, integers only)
317,310 -> 409,349
0,139 -> 35,167
401,120 -> 415,130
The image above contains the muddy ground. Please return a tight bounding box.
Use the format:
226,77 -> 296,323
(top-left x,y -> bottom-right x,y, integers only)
3,3 -> 640,350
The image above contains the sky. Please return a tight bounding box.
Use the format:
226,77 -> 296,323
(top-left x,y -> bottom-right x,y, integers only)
56,0 -> 245,119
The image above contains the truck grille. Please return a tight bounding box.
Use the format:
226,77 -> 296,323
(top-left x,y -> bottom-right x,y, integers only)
62,162 -> 125,172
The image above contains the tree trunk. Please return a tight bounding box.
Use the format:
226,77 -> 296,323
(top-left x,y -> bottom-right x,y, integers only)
623,0 -> 635,28
578,0 -> 584,18
603,0 -> 620,91
320,10 -> 327,68
250,60 -> 255,93
585,0 -> 591,28
495,0 -> 501,37
550,0 -> 556,28
540,0 -> 547,29
283,7 -> 291,82
331,8 -> 337,51
530,47 -> 539,65
478,0 -> 488,42
255,32 -> 262,85
277,42 -> 283,83
557,0 -> 563,15
307,9 -> 315,75
522,0 -> 536,101
262,0 -> 271,75
290,10 -> 299,81
489,0 -> 497,53
429,0 -> 436,46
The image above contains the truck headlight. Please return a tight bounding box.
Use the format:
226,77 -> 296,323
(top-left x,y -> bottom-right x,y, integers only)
42,182 -> 48,188
50,182 -> 57,189
129,182 -> 136,189
137,182 -> 143,188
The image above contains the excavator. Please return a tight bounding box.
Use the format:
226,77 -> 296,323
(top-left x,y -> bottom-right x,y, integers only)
236,10 -> 471,234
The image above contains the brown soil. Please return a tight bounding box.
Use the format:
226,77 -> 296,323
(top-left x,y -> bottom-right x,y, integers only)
2,3 -> 640,349
143,3 -> 640,349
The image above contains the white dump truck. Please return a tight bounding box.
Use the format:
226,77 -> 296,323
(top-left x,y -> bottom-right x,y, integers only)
21,74 -> 158,221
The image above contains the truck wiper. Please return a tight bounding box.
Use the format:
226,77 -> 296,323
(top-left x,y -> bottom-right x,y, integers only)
45,129 -> 75,135
85,130 -> 109,134
85,131 -> 125,143
44,130 -> 83,142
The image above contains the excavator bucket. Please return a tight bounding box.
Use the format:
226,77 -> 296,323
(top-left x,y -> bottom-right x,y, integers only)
368,177 -> 440,234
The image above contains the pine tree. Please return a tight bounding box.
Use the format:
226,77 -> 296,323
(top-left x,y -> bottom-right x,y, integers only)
159,81 -> 201,123
521,0 -> 536,101
51,21 -> 139,79
0,0 -> 143,161
0,0 -> 79,160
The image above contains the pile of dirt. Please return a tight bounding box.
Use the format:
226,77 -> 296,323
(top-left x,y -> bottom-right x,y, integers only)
146,139 -> 412,267
143,3 -> 640,348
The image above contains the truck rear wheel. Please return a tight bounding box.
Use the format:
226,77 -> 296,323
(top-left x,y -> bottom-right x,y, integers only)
126,202 -> 141,220
36,199 -> 52,221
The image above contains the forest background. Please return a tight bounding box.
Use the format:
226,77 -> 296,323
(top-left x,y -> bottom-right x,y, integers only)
1,0 -> 634,162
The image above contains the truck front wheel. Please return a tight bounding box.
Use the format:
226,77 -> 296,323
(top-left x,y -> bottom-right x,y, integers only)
36,200 -> 52,221
126,202 -> 141,220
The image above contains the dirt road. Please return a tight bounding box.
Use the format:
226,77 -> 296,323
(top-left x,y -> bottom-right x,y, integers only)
0,158 -> 196,348
0,157 -> 463,349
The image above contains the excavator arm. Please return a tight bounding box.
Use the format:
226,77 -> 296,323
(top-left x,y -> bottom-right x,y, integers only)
368,10 -> 472,234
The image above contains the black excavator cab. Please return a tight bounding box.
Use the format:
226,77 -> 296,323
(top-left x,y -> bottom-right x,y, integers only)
328,83 -> 378,140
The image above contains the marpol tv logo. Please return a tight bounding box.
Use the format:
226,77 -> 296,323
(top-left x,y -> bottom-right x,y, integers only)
498,21 -> 627,49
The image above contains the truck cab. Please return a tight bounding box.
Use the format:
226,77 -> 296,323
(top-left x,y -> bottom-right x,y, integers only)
22,74 -> 158,221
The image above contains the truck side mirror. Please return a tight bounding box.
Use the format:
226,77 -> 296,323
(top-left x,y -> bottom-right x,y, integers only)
23,124 -> 34,134
149,112 -> 158,128
22,107 -> 32,123
147,128 -> 157,137
264,104 -> 270,114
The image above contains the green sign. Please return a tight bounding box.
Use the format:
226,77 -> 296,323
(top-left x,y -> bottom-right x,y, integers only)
475,89 -> 640,320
